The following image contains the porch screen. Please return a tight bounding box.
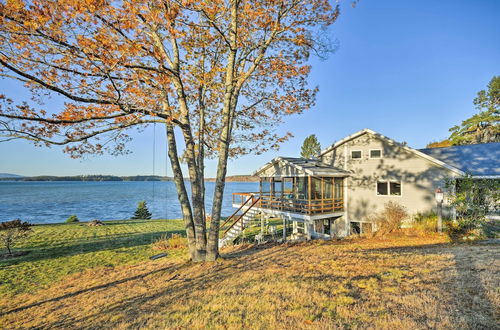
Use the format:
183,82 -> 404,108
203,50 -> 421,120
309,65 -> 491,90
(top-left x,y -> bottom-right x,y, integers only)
296,177 -> 307,200
311,177 -> 322,200
334,178 -> 343,199
261,179 -> 271,193
324,178 -> 333,199
283,178 -> 294,198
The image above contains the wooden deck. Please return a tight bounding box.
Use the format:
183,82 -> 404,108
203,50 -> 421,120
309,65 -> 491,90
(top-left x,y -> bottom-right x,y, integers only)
233,192 -> 344,215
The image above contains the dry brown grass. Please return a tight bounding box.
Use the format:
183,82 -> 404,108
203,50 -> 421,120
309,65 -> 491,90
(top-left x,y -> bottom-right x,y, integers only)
0,234 -> 498,329
152,233 -> 187,251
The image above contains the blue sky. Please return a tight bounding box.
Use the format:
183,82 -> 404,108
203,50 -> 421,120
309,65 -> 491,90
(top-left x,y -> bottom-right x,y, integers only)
1,0 -> 499,177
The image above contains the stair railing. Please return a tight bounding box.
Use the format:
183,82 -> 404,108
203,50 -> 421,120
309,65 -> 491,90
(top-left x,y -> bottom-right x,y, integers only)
222,196 -> 261,237
219,195 -> 253,236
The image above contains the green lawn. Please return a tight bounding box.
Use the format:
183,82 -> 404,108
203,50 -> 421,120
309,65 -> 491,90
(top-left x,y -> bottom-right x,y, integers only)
0,217 -> 286,297
0,219 -> 185,296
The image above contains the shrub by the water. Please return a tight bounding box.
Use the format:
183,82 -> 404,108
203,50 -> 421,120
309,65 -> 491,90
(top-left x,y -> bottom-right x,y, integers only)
132,201 -> 152,220
87,219 -> 104,226
0,219 -> 32,255
65,215 -> 79,223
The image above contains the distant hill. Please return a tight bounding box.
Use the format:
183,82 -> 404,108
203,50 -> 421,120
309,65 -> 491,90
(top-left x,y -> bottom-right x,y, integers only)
0,175 -> 173,182
0,174 -> 259,182
205,175 -> 259,182
0,173 -> 24,178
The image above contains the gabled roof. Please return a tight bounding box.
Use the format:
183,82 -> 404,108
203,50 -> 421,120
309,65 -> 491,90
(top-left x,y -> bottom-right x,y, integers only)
253,157 -> 350,177
419,143 -> 500,177
319,128 -> 466,176
319,128 -> 375,157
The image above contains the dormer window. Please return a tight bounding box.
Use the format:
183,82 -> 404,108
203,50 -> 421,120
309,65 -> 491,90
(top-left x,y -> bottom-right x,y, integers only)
370,149 -> 382,159
351,150 -> 362,159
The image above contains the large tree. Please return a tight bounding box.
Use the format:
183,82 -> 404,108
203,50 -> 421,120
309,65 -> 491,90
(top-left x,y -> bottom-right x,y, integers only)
426,76 -> 500,148
449,76 -> 500,145
0,0 -> 339,261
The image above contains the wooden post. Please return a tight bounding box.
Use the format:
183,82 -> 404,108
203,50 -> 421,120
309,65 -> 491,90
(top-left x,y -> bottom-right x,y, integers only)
282,215 -> 286,241
270,178 -> 273,202
321,177 -> 324,199
308,176 -> 311,214
261,213 -> 265,235
437,202 -> 443,234
321,177 -> 324,213
435,188 -> 444,234
280,179 -> 284,210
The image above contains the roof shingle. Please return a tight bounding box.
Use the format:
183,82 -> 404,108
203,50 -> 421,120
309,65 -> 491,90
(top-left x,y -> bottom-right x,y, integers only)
418,143 -> 500,177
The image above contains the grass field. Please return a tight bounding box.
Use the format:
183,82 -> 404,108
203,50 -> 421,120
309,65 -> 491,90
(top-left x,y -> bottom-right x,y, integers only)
0,219 -> 187,296
0,225 -> 498,329
0,217 -> 282,297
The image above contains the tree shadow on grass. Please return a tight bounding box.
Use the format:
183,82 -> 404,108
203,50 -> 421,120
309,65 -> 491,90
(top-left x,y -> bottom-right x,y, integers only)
0,243 -> 289,326
0,264 -> 184,316
364,242 -> 499,329
0,230 -> 185,266
48,247 -> 292,328
4,240 -> 497,329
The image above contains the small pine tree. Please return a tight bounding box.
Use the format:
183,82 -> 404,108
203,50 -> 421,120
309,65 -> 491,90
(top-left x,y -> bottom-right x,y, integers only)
300,134 -> 321,159
132,201 -> 152,219
65,215 -> 79,223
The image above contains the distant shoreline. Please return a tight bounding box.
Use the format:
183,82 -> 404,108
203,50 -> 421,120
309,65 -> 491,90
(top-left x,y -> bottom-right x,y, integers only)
0,174 -> 259,182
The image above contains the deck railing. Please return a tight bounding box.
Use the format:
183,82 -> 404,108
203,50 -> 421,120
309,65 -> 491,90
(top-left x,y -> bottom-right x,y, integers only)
232,192 -> 343,215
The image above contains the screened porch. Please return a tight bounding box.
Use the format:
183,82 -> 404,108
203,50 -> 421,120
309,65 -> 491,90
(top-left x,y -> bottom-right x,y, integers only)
233,176 -> 345,215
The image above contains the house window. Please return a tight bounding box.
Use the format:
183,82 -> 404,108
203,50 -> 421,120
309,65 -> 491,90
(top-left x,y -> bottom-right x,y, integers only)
350,222 -> 373,235
351,150 -> 362,159
350,222 -> 361,235
377,182 -> 389,195
370,149 -> 382,158
362,223 -> 373,234
390,182 -> 401,196
377,181 -> 402,196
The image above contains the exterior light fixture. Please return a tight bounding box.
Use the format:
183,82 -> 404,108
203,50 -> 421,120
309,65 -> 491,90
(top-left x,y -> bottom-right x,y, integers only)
435,187 -> 444,204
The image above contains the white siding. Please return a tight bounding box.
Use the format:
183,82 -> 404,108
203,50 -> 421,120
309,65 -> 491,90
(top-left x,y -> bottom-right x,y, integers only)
321,132 -> 457,222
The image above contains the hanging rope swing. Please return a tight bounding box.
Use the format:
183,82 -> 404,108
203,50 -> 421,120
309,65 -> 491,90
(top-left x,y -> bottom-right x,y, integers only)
152,121 -> 156,203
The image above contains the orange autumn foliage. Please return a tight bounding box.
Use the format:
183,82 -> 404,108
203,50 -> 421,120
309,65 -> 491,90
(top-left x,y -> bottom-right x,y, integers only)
0,0 -> 341,260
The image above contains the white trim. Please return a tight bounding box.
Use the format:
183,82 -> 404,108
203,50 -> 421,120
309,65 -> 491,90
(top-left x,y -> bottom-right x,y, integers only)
319,128 -> 371,157
343,145 -> 349,236
351,150 -> 362,160
375,180 -> 402,197
369,149 -> 382,159
252,156 -> 281,176
319,128 -> 465,176
253,156 -> 350,177
236,205 -> 344,222
471,175 -> 500,179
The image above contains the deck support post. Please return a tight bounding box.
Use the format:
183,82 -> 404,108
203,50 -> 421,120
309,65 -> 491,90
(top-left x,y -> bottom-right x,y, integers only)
282,215 -> 286,242
260,213 -> 265,234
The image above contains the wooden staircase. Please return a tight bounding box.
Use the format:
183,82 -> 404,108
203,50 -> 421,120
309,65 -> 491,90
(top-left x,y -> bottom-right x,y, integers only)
219,196 -> 261,247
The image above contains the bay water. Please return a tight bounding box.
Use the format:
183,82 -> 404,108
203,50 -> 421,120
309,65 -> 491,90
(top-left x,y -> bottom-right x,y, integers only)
0,181 -> 259,224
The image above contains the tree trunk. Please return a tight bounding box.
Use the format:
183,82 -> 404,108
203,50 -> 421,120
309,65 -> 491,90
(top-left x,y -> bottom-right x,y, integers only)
164,121 -> 199,260
6,237 -> 12,255
206,1 -> 239,261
